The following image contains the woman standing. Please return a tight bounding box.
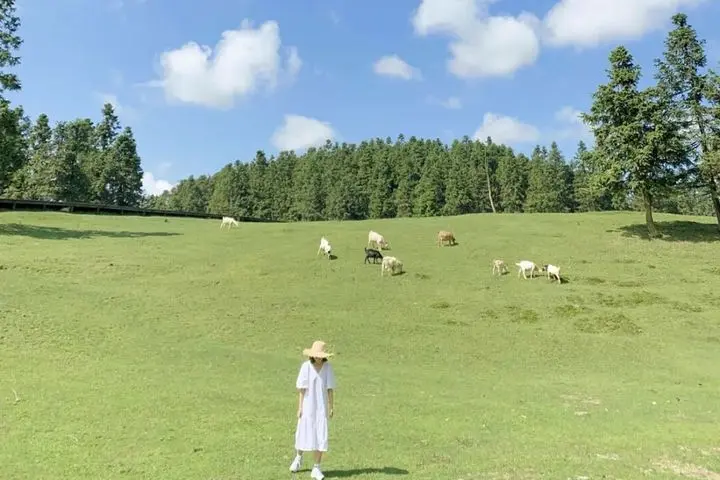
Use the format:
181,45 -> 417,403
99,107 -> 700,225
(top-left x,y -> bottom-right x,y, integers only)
289,340 -> 336,480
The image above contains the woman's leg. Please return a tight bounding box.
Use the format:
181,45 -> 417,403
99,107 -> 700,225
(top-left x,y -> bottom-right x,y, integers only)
313,451 -> 323,464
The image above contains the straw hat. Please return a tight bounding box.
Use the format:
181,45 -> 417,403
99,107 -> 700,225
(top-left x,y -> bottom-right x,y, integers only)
302,340 -> 334,358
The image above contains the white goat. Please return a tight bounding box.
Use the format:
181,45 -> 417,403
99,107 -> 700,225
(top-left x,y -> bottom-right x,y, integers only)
515,260 -> 538,279
492,259 -> 508,276
368,230 -> 389,250
381,256 -> 403,276
220,216 -> 239,229
542,264 -> 562,284
317,237 -> 332,259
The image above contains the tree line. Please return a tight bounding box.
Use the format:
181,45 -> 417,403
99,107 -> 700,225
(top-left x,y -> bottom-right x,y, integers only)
144,12 -> 720,234
1,1 -> 719,234
0,0 -> 143,206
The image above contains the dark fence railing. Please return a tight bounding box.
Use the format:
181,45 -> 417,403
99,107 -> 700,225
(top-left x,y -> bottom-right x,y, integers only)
0,198 -> 279,223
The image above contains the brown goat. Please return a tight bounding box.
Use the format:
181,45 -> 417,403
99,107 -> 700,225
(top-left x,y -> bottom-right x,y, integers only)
437,230 -> 456,246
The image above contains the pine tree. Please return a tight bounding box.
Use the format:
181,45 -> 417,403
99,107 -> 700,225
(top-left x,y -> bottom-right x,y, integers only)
655,13 -> 720,228
583,46 -> 689,237
0,0 -> 22,98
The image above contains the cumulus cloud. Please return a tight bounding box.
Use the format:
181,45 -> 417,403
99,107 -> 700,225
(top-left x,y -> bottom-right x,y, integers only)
412,0 -> 540,78
373,55 -> 422,80
271,114 -> 335,152
142,172 -> 174,196
542,0 -> 705,47
149,20 -> 300,108
473,113 -> 540,144
411,0 -> 704,76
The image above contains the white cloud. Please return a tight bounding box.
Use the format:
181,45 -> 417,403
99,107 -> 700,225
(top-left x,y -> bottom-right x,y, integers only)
553,105 -> 592,141
373,55 -> 421,80
271,114 -> 335,152
473,112 -> 540,144
440,96 -> 462,109
428,96 -> 462,109
411,0 -> 540,78
542,0 -> 705,47
149,20 -> 300,109
142,172 -> 174,196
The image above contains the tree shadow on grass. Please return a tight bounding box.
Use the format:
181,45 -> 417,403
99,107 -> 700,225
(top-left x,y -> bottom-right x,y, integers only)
612,221 -> 719,243
324,467 -> 409,477
0,223 -> 180,240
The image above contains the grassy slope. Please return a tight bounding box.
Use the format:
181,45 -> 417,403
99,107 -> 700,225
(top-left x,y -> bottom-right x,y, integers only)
1,211 -> 719,479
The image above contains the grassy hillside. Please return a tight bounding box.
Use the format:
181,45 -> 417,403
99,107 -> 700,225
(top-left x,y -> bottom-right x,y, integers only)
1,211 -> 719,479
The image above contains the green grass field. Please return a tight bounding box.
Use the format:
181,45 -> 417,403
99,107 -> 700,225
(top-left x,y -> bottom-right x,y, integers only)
1,211 -> 719,479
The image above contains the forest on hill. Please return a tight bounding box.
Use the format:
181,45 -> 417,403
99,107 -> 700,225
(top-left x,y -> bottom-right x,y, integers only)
1,0 -> 719,234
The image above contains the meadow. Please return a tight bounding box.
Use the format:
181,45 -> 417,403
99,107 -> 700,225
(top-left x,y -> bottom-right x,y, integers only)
1,211 -> 719,479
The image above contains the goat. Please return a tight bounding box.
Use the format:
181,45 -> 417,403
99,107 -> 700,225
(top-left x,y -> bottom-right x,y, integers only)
220,216 -> 239,229
381,256 -> 403,276
437,230 -> 456,246
542,264 -> 562,284
368,230 -> 389,250
492,259 -> 508,276
317,237 -> 332,259
515,260 -> 538,279
364,247 -> 383,264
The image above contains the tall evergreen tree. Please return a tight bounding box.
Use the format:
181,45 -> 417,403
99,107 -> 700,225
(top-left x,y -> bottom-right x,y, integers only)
0,0 -> 22,97
583,46 -> 688,236
655,13 -> 720,228
106,127 -> 143,206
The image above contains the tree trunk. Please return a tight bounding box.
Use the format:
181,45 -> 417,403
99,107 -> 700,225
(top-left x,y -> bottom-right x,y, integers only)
485,157 -> 496,213
691,109 -> 720,231
708,177 -> 720,231
642,188 -> 658,238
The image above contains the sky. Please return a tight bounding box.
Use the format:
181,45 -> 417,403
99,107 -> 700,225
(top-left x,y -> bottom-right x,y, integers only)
11,0 -> 720,195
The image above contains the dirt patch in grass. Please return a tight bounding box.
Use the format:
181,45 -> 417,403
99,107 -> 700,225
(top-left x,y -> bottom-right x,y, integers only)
653,458 -> 720,479
574,313 -> 642,335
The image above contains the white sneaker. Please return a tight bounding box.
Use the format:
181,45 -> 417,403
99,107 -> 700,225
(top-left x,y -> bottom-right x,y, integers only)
310,466 -> 324,479
289,455 -> 302,473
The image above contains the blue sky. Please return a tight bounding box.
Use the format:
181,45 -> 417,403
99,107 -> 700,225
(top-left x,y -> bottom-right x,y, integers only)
11,0 -> 720,194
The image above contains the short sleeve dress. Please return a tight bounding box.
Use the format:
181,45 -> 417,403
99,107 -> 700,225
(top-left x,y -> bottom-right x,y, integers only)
294,360 -> 336,452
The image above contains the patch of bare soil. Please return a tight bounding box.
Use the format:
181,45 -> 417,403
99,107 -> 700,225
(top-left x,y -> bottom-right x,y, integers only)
654,458 -> 720,479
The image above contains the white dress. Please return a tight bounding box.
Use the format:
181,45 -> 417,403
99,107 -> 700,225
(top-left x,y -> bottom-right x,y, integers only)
294,360 -> 336,452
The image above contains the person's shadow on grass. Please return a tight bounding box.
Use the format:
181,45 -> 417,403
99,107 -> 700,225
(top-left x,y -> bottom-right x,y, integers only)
322,466 -> 409,477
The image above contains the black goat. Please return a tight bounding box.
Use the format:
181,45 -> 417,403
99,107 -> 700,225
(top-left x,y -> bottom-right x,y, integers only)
364,247 -> 383,264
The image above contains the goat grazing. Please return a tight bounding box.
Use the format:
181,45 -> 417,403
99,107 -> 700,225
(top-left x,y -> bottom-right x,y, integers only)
364,247 -> 383,264
220,216 -> 239,229
368,230 -> 389,250
317,237 -> 332,259
515,260 -> 538,279
542,264 -> 562,284
381,256 -> 403,276
437,230 -> 456,246
492,259 -> 508,276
